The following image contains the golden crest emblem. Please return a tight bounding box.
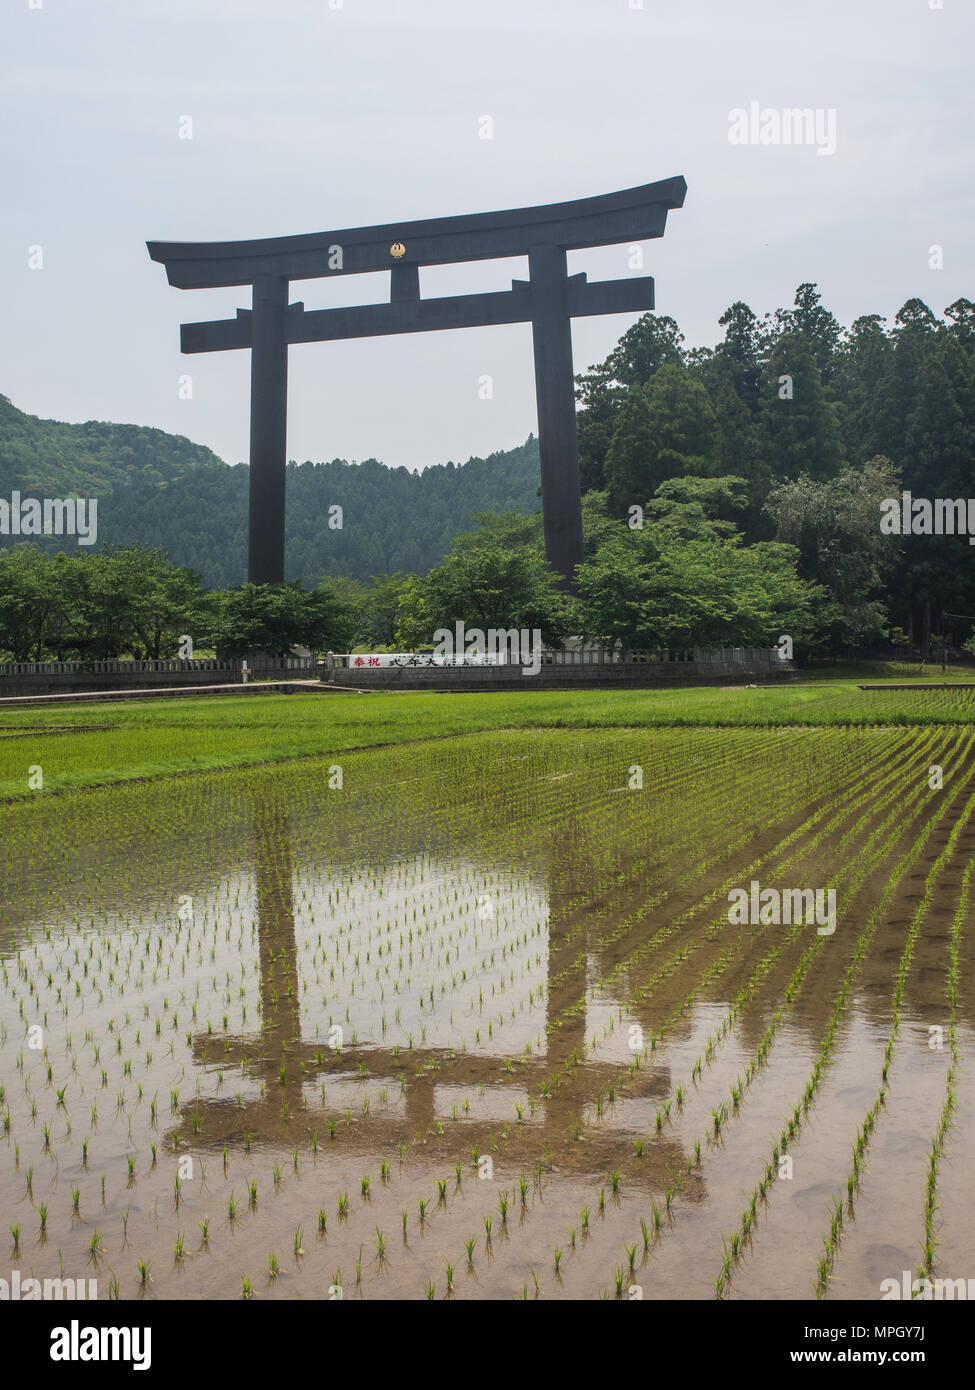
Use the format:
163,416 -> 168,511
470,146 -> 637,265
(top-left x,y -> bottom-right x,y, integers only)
390,242 -> 406,259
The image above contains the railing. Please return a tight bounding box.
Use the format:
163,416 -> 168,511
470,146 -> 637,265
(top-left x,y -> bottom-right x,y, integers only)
628,647 -> 784,665
0,656 -> 316,677
541,647 -> 621,665
244,656 -> 316,672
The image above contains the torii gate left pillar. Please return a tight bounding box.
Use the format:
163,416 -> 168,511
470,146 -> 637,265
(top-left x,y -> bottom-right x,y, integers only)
249,275 -> 290,585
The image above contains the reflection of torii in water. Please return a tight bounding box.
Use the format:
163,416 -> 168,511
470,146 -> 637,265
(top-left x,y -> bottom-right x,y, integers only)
178,793 -> 675,1170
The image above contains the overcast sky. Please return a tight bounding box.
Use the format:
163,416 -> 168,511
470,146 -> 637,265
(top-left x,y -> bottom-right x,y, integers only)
3,0 -> 973,472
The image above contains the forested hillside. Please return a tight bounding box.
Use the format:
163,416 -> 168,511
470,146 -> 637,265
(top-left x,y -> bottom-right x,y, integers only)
0,395 -> 541,585
102,439 -> 542,586
0,392 -> 223,496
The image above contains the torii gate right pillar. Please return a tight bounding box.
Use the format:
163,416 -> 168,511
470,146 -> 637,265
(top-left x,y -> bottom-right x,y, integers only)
528,243 -> 585,590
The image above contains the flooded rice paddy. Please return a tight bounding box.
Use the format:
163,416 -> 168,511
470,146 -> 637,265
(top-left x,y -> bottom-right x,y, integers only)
2,725 -> 974,1300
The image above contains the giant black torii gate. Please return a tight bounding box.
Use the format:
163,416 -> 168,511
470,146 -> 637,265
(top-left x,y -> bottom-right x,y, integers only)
147,176 -> 686,586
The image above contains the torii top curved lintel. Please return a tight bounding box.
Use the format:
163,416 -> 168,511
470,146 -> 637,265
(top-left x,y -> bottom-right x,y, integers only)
147,176 -> 687,289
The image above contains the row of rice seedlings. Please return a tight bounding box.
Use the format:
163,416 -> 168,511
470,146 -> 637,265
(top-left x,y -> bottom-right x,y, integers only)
573,727 -> 941,1162
548,734 -> 963,1299
814,806 -> 975,1297
524,727 -> 891,1008
539,731 -> 928,1143
652,791 -> 917,1298
709,747 -> 975,1300
686,727 -> 949,1121
2,683 -> 974,814
400,728 -> 945,1289
915,858 -> 969,1281
540,727 -> 902,1012
424,736 -> 947,1294
393,736 -> 849,1157
513,740 -> 789,1022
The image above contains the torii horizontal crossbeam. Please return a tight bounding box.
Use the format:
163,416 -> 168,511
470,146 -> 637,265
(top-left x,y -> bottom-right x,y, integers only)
180,273 -> 655,353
